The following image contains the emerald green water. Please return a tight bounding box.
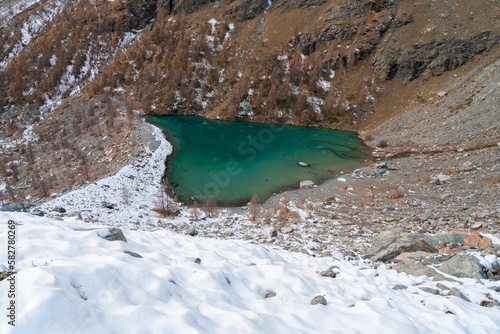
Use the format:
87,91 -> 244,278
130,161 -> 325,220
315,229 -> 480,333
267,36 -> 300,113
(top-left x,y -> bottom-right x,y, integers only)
148,115 -> 371,206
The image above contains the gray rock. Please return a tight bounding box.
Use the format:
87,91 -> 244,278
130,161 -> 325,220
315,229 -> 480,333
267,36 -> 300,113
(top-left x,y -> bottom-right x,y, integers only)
439,254 -> 487,279
392,284 -> 407,290
311,295 -> 327,305
187,227 -> 198,236
471,222 -> 484,230
461,161 -> 474,172
430,174 -> 451,184
264,291 -> 276,298
448,287 -> 471,302
365,229 -> 424,262
440,193 -> 454,201
124,251 -> 142,258
421,232 -> 468,249
102,202 -> 116,209
419,287 -> 440,295
436,283 -> 450,290
419,211 -> 435,221
1,203 -> 27,212
300,180 -> 315,189
101,228 -> 128,243
30,210 -> 45,217
53,207 -> 66,213
392,263 -> 453,282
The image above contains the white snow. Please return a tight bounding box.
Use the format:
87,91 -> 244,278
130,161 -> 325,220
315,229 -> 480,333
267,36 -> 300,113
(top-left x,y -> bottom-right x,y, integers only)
1,211 -> 500,333
306,95 -> 324,115
316,79 -> 331,93
35,123 -> 172,227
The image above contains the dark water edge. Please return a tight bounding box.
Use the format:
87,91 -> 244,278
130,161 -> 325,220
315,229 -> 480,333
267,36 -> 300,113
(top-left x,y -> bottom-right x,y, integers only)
148,115 -> 371,206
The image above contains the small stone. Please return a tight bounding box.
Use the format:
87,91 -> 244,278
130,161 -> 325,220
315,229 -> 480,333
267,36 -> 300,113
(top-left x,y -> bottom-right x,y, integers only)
280,226 -> 293,234
30,210 -> 45,217
430,174 -> 451,184
194,258 -> 202,264
311,295 -> 328,305
102,202 -> 116,209
187,227 -> 198,236
419,211 -> 434,222
392,285 -> 407,290
53,207 -> 66,213
337,177 -> 347,182
471,222 -> 484,230
264,291 -> 276,298
420,287 -> 440,295
437,91 -> 447,97
124,251 -> 142,258
449,288 -> 471,302
102,228 -> 128,242
300,180 -> 315,189
436,283 -> 450,290
440,193 -> 454,201
461,161 -> 474,171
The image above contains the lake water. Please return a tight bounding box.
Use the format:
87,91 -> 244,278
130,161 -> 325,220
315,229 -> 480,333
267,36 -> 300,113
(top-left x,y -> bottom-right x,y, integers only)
148,115 -> 371,206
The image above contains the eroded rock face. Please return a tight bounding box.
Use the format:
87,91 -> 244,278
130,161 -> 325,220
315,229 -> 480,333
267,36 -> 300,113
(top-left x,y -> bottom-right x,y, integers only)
226,0 -> 269,21
371,31 -> 500,81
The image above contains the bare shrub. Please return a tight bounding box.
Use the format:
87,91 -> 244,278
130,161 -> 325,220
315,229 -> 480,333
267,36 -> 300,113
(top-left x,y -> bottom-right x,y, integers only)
377,140 -> 389,148
248,193 -> 259,223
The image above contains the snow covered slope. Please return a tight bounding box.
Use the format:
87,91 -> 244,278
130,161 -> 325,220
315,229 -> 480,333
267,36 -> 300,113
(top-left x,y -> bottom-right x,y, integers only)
1,211 -> 500,333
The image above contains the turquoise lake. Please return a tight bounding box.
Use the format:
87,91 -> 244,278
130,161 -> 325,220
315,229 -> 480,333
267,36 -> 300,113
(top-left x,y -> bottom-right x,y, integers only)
148,115 -> 371,206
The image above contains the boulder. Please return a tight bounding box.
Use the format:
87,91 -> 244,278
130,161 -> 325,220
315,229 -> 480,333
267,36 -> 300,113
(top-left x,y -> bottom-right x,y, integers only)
300,180 -> 315,189
395,251 -> 434,265
1,203 -> 26,212
365,229 -> 426,262
124,251 -> 142,258
420,232 -> 468,249
448,288 -> 471,302
430,174 -> 451,184
439,254 -> 487,279
53,207 -> 66,213
311,295 -> 327,305
464,231 -> 493,249
391,263 -> 452,281
101,228 -> 128,243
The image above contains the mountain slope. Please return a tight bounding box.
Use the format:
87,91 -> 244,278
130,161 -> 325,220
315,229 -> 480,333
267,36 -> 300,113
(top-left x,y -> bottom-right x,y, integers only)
0,0 -> 499,204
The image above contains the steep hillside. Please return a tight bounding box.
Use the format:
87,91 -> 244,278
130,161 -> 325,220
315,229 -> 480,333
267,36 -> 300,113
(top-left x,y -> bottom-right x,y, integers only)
1,0 -> 499,204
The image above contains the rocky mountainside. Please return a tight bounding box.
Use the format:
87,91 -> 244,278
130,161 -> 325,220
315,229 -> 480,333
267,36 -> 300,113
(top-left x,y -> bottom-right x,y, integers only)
0,0 -> 499,203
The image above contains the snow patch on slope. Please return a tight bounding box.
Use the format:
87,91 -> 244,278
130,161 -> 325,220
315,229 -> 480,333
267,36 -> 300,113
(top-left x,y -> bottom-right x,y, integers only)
1,211 -> 500,333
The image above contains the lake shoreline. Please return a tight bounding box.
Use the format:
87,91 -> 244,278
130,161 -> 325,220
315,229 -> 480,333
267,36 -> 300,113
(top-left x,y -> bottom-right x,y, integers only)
147,115 -> 371,207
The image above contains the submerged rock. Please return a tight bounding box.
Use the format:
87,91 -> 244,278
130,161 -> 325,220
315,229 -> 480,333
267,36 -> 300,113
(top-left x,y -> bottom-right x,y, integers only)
300,180 -> 315,189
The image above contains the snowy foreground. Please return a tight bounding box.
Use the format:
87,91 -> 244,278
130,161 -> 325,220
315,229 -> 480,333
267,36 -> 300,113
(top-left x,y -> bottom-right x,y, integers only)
1,212 -> 500,334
